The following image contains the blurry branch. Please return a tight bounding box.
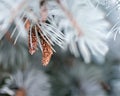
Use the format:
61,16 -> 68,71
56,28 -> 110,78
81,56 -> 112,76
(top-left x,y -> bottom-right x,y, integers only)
16,88 -> 26,96
56,0 -> 83,37
40,0 -> 48,22
0,0 -> 28,39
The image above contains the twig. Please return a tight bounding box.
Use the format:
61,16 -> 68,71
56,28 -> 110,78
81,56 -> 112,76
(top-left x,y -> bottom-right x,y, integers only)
56,0 -> 83,37
15,88 -> 26,96
0,0 -> 29,39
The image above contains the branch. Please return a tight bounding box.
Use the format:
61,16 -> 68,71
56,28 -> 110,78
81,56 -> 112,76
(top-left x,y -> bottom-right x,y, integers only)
56,0 -> 83,37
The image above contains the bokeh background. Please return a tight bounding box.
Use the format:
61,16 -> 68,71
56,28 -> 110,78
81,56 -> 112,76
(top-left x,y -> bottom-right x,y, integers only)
0,0 -> 120,96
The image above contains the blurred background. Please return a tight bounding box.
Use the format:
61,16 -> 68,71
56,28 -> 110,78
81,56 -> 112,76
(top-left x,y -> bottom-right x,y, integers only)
0,0 -> 120,96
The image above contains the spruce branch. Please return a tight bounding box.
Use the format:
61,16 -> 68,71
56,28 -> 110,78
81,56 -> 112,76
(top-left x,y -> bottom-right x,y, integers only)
50,0 -> 110,63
